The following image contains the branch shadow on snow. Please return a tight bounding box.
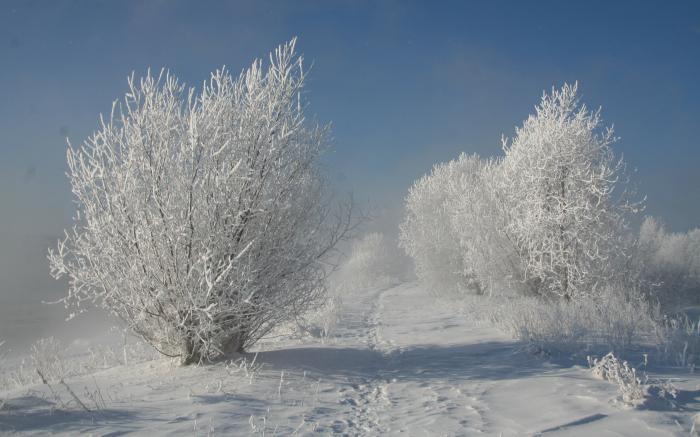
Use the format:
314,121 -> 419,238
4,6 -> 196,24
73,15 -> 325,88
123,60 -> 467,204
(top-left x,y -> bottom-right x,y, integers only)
669,388 -> 700,411
253,342 -> 700,415
250,347 -> 387,377
0,395 -> 140,435
252,340 -> 567,383
0,392 -> 282,435
384,341 -> 559,382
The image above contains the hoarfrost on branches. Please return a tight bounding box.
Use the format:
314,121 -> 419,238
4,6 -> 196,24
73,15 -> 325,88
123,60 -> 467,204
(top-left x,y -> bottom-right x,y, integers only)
48,39 -> 353,364
400,83 -> 640,301
498,82 -> 638,300
399,155 -> 483,296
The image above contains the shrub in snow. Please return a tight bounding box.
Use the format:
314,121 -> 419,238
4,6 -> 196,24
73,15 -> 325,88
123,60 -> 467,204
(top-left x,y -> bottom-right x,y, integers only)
298,291 -> 344,340
589,352 -> 646,406
488,287 -> 656,354
499,83 -> 639,300
30,337 -> 70,383
0,334 -> 160,391
634,218 -> 700,366
0,337 -> 71,389
589,352 -> 678,409
48,39 -> 352,364
399,82 -> 699,366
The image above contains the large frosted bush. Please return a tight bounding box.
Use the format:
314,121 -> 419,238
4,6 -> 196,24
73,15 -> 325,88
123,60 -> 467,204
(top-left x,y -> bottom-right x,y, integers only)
48,40 -> 351,364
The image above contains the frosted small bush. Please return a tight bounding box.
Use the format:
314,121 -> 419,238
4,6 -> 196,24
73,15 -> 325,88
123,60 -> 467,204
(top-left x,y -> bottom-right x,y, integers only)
589,352 -> 678,409
0,337 -> 71,389
316,293 -> 343,339
0,333 -> 160,391
291,292 -> 343,340
30,337 -> 70,383
589,352 -> 647,406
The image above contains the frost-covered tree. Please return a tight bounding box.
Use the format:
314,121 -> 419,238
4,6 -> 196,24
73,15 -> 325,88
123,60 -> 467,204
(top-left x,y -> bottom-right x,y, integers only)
400,84 -> 640,301
48,39 -> 352,364
400,153 -> 528,297
499,83 -> 637,300
399,155 -> 484,296
445,155 -> 526,295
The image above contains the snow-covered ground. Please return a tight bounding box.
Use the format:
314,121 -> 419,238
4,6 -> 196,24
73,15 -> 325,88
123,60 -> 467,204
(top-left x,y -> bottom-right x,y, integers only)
2,282 -> 700,435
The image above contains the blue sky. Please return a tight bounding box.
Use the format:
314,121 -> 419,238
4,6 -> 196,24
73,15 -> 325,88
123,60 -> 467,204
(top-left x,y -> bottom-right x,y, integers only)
0,1 -> 699,328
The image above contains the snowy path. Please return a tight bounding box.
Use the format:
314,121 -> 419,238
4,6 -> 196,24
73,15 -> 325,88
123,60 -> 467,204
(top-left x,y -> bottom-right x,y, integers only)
254,282 -> 698,435
1,282 -> 699,435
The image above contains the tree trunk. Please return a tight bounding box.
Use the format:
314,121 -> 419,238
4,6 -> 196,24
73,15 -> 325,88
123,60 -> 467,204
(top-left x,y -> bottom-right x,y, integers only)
180,335 -> 201,365
559,166 -> 569,299
222,330 -> 246,356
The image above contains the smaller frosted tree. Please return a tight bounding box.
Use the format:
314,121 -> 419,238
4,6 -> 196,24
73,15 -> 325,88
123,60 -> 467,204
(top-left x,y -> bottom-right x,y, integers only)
445,155 -> 527,296
399,155 -> 484,296
499,83 -> 637,300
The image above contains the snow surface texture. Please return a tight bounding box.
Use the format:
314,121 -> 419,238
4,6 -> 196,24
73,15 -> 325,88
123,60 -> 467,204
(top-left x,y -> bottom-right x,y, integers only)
2,282 -> 700,435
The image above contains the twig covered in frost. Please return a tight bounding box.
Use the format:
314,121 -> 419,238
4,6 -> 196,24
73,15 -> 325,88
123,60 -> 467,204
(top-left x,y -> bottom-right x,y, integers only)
36,367 -> 92,414
278,371 -> 285,399
225,352 -> 263,385
36,369 -> 67,409
58,378 -> 92,413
